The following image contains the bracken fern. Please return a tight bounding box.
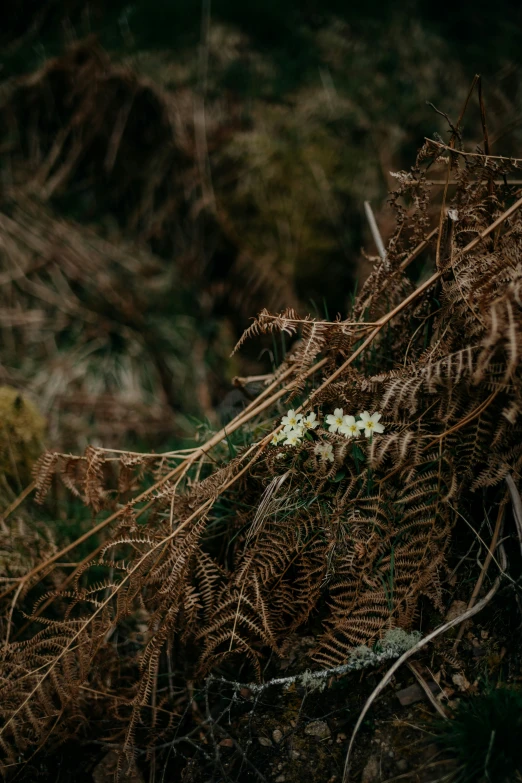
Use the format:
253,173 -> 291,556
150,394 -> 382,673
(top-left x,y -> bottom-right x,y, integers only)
2,108 -> 522,774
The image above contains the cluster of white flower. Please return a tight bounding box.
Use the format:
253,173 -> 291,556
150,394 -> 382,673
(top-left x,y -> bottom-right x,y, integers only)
270,409 -> 319,447
270,407 -> 385,462
326,408 -> 384,439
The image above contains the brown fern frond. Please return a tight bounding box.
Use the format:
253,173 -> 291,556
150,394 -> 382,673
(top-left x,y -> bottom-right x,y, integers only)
83,446 -> 107,512
232,307 -> 300,355
5,115 -> 522,771
32,450 -> 59,504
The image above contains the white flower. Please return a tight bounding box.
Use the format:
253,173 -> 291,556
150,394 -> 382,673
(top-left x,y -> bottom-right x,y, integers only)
283,429 -> 303,447
281,409 -> 303,432
325,408 -> 345,433
339,414 -> 359,439
314,442 -> 334,462
356,411 -> 385,438
301,411 -> 319,430
270,431 -> 285,446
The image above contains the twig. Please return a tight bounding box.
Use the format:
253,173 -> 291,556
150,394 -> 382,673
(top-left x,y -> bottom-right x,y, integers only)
477,76 -> 495,203
452,500 -> 505,650
0,482 -> 35,523
477,78 -> 491,158
426,138 -> 522,165
426,102 -> 459,138
427,179 -> 522,185
456,74 -> 481,131
424,390 -> 499,449
406,662 -> 448,720
342,540 -> 506,782
398,227 -> 439,273
364,201 -> 387,261
233,374 -> 274,386
505,474 -> 522,557
447,502 -> 514,586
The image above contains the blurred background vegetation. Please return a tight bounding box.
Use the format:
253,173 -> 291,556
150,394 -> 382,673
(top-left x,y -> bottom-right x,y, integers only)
1,0 -> 522,474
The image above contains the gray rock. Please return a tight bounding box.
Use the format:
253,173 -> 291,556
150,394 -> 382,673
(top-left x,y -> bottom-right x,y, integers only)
304,720 -> 331,739
361,755 -> 380,783
396,681 -> 438,706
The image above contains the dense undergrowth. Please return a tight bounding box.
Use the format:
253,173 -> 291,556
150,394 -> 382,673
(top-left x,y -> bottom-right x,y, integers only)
1,92 -> 522,780
2,7 -> 522,781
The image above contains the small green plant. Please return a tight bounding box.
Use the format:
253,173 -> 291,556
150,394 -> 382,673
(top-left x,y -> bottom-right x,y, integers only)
435,686 -> 522,782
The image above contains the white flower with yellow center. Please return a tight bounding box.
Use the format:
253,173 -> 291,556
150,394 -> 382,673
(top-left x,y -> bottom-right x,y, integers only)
283,429 -> 303,447
314,442 -> 334,462
270,431 -> 285,446
302,411 -> 319,430
281,409 -> 303,432
325,408 -> 345,433
357,411 -> 385,438
339,414 -> 359,439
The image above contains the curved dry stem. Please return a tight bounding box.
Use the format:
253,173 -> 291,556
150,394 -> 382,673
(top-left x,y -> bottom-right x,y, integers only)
342,542 -> 507,782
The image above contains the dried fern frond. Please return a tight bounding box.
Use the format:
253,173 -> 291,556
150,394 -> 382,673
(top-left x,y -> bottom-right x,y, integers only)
4,118 -> 522,771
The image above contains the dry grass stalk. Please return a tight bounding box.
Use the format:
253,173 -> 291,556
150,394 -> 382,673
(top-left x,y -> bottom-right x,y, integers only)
452,500 -> 506,649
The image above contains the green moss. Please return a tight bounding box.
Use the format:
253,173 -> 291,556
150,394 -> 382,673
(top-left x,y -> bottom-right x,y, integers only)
0,386 -> 46,489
